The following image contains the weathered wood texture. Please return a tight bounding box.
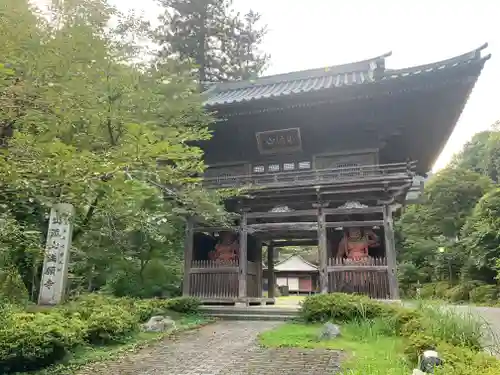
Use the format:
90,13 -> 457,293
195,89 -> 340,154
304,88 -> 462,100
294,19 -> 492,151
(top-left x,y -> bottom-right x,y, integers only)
238,213 -> 248,298
188,260 -> 260,299
267,244 -> 275,298
383,205 -> 400,299
317,207 -> 328,294
182,218 -> 194,297
256,241 -> 263,298
327,257 -> 390,299
189,261 -> 239,299
204,161 -> 416,189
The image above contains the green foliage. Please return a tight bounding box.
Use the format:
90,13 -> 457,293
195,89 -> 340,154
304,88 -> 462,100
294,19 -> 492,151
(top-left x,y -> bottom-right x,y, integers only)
0,293 -> 205,373
268,296 -> 497,375
0,268 -> 29,305
397,127 -> 500,293
469,284 -> 498,304
165,296 -> 201,314
0,309 -> 86,373
299,293 -> 401,323
0,0 -> 236,301
299,294 -> 485,354
445,281 -> 483,303
460,188 -> 500,272
156,0 -> 269,83
83,305 -> 139,344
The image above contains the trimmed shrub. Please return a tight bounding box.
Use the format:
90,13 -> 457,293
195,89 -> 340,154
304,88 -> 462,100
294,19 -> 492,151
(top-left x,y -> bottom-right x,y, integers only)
299,293 -> 398,323
59,294 -> 140,344
0,310 -> 86,373
166,296 -> 201,314
83,304 -> 139,344
469,284 -> 498,304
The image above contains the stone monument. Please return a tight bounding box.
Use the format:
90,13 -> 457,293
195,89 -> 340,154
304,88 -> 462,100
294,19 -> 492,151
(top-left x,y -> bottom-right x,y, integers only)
38,203 -> 75,305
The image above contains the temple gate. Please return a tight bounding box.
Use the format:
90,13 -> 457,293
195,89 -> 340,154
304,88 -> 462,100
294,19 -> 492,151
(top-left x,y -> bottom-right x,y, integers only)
182,44 -> 490,304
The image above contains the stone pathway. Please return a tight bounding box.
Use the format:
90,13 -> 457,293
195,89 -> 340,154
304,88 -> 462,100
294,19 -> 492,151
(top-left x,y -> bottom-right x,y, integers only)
77,321 -> 343,375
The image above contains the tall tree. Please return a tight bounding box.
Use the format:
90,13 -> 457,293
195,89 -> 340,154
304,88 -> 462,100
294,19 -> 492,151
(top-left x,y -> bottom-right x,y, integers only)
452,122 -> 500,182
0,0 -> 230,300
155,0 -> 269,84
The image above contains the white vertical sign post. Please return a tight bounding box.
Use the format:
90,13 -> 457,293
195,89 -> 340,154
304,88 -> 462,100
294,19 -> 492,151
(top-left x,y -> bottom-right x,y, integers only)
38,203 -> 75,306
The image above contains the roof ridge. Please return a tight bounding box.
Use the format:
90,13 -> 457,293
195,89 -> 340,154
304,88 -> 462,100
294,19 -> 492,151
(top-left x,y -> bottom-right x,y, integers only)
274,254 -> 319,270
205,52 -> 391,92
385,43 -> 488,75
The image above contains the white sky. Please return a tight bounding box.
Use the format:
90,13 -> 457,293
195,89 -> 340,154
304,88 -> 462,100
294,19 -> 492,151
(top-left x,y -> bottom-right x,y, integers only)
103,1 -> 500,170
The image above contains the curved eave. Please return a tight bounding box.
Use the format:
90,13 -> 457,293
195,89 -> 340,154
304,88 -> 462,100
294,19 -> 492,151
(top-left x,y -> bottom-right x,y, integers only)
204,44 -> 490,109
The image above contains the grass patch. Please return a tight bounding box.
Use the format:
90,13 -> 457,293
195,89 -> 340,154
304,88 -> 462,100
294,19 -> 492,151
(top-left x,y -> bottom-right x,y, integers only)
26,314 -> 212,375
259,319 -> 411,375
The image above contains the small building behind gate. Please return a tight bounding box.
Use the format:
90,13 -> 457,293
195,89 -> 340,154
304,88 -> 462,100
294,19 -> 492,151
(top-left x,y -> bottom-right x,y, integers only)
264,255 -> 319,295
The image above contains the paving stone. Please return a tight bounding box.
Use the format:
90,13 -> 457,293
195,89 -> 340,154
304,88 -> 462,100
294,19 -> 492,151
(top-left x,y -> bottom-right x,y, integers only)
76,321 -> 343,375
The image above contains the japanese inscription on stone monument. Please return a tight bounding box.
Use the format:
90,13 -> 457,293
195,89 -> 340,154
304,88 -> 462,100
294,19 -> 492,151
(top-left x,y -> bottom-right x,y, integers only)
38,203 -> 75,305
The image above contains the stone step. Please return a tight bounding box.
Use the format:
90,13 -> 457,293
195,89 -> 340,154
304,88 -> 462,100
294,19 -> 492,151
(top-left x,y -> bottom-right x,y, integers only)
201,306 -> 299,316
208,312 -> 297,321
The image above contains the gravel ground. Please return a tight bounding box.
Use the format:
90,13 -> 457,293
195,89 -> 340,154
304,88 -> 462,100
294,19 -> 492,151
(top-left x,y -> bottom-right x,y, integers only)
76,321 -> 343,375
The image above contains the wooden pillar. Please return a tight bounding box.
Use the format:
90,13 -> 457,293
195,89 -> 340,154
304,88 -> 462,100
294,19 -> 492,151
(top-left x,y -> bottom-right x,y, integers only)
316,205 -> 328,294
383,205 -> 400,300
238,212 -> 248,299
267,243 -> 275,299
182,217 -> 194,297
256,239 -> 263,298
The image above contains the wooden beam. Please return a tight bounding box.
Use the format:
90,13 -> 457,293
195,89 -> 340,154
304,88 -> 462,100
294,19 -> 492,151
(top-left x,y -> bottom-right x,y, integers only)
249,222 -> 318,232
182,218 -> 194,296
246,209 -> 317,219
383,205 -> 400,300
272,239 -> 318,247
323,206 -> 384,215
193,226 -> 238,232
238,212 -> 248,300
256,239 -> 263,298
190,266 -> 238,274
325,220 -> 384,228
267,243 -> 275,299
327,265 -> 388,272
317,206 -> 328,294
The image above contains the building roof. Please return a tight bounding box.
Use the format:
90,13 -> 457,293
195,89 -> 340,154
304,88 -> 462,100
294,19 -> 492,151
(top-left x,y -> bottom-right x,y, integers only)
265,255 -> 318,272
203,44 -> 490,108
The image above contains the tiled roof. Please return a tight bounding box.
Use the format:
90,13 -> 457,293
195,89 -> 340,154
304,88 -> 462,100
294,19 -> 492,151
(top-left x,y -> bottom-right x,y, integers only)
203,44 -> 490,108
264,255 -> 318,272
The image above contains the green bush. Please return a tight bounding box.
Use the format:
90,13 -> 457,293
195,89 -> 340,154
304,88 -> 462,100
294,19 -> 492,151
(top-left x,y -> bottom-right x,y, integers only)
412,303 -> 484,351
405,335 -> 500,375
434,281 -> 453,299
446,281 -> 484,303
469,284 -> 498,304
0,268 -> 29,306
166,296 -> 201,314
299,293 -> 398,323
62,294 -> 140,344
83,304 -> 139,344
419,283 -> 437,299
0,310 -> 86,373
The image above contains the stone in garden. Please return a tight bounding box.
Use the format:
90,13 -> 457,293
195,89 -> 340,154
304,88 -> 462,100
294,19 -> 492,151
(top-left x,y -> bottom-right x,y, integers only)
142,315 -> 176,332
317,322 -> 341,340
419,350 -> 443,373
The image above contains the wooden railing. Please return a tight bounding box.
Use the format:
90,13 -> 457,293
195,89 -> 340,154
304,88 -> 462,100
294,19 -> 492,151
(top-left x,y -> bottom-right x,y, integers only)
203,161 -> 416,189
191,260 -> 239,272
189,260 -> 260,299
327,257 -> 390,299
